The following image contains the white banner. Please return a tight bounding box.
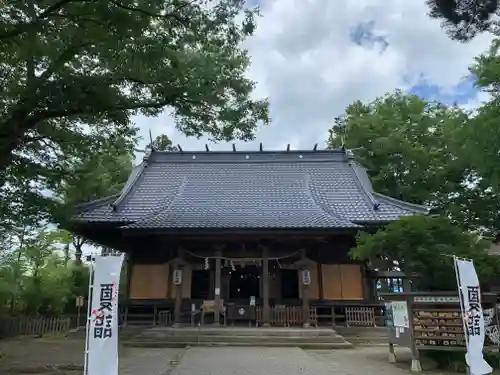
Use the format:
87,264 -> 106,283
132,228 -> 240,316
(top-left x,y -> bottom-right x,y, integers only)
86,254 -> 125,375
454,258 -> 492,375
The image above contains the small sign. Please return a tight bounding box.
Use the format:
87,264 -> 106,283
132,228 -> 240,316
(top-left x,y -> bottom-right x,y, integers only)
301,269 -> 311,285
413,296 -> 459,303
250,296 -> 256,306
215,287 -> 220,296
392,301 -> 409,328
191,303 -> 196,312
239,308 -> 245,315
203,300 -> 215,313
76,296 -> 84,307
173,269 -> 183,285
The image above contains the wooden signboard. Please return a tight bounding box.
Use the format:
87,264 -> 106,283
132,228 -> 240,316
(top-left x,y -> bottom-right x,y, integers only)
76,296 -> 84,307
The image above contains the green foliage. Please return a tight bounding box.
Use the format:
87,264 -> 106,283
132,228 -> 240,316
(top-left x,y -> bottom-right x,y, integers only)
327,89 -> 500,233
0,0 -> 269,226
427,0 -> 498,41
327,91 -> 468,205
0,226 -> 90,316
465,39 -> 500,191
150,134 -> 178,152
351,216 -> 499,291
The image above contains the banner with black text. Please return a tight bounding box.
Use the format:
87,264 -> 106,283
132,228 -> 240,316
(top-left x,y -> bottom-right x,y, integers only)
455,258 -> 492,375
86,254 -> 125,375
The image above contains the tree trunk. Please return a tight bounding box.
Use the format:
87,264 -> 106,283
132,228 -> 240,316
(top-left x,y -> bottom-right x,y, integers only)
73,235 -> 85,265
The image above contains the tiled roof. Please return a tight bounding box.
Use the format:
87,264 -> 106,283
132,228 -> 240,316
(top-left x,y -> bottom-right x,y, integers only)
72,148 -> 429,229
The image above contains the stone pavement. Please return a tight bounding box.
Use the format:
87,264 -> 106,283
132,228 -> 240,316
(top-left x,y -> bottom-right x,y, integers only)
120,348 -> 182,375
0,337 -> 465,375
169,346 -> 421,375
169,346 -> 469,375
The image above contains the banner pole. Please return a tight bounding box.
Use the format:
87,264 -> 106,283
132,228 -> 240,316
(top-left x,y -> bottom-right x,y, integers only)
454,256 -> 472,375
83,255 -> 95,375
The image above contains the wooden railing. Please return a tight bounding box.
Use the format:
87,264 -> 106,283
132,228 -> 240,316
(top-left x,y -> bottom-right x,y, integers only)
256,306 -> 318,327
345,307 -> 376,326
121,304 -> 386,328
0,316 -> 71,338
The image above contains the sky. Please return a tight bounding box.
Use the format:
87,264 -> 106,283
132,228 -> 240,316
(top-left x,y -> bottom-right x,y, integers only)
129,0 -> 494,158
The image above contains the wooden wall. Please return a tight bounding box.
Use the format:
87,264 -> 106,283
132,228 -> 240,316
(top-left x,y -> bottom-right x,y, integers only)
129,263 -> 170,299
128,260 -> 364,301
321,264 -> 364,300
129,262 -> 193,300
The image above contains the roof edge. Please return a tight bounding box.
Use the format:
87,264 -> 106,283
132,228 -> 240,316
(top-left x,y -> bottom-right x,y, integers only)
372,192 -> 431,214
111,161 -> 147,210
349,160 -> 380,210
73,194 -> 120,214
304,175 -> 361,228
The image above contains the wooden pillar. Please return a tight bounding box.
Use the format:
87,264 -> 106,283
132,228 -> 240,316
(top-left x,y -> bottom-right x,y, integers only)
173,249 -> 186,327
301,268 -> 311,328
262,246 -> 270,326
214,247 -> 222,325
361,265 -> 373,301
299,250 -> 310,328
173,264 -> 183,327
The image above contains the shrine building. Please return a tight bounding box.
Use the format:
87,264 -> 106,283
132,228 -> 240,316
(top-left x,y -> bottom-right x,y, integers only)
70,147 -> 428,327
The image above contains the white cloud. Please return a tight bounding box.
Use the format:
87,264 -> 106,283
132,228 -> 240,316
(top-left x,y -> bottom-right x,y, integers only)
133,0 -> 494,155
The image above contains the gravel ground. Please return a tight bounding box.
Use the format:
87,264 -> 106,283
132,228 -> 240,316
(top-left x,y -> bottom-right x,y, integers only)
0,336 -> 182,375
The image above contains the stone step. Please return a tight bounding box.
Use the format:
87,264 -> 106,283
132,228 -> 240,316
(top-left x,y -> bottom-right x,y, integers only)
123,340 -> 354,350
140,327 -> 340,338
335,327 -> 387,335
131,334 -> 347,344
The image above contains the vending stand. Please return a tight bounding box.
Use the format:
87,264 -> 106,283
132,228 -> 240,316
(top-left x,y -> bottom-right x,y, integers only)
380,292 -> 499,372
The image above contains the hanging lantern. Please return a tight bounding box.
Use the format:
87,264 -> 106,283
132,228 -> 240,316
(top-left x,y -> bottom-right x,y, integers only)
204,257 -> 209,270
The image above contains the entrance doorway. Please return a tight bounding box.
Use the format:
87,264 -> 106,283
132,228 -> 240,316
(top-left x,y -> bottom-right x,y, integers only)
229,266 -> 260,300
191,270 -> 210,299
280,269 -> 299,299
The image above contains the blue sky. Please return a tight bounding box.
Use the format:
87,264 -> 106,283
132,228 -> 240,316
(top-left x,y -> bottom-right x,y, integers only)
409,75 -> 479,105
349,20 -> 481,106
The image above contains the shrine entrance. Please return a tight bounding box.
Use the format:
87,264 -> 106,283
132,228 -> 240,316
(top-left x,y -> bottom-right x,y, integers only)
229,265 -> 260,300
281,269 -> 299,299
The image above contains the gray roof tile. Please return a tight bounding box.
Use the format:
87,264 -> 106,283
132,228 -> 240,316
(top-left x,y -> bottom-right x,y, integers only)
73,148 -> 429,229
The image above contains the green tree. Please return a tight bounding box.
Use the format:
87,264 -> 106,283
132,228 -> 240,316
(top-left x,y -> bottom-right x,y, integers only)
464,39 -> 500,190
351,216 -> 498,291
59,137 -> 134,262
327,91 -> 468,206
427,0 -> 499,41
0,0 -> 269,222
327,91 -> 500,233
149,134 -> 178,151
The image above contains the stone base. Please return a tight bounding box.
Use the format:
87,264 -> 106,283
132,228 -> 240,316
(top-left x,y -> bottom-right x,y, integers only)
388,352 -> 396,363
411,359 -> 422,373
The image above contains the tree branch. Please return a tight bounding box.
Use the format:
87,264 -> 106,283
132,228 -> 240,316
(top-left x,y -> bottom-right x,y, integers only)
0,0 -> 85,41
39,41 -> 93,80
109,0 -> 192,27
28,97 -> 181,124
